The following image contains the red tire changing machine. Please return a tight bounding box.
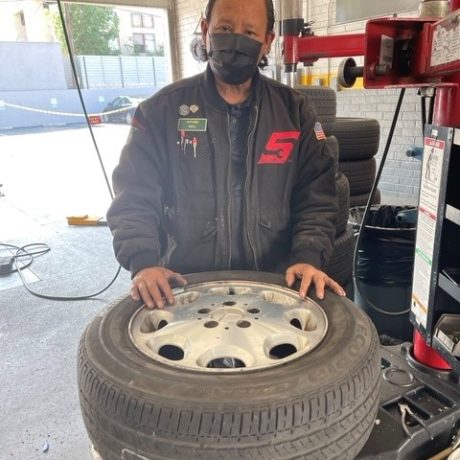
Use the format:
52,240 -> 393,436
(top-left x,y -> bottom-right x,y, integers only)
280,0 -> 460,457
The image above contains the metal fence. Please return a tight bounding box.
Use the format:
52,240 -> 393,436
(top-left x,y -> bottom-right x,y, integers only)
66,55 -> 169,89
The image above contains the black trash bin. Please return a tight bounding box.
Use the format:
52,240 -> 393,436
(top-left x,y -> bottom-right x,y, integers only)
350,205 -> 417,342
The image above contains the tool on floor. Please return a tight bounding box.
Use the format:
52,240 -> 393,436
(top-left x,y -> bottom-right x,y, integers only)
66,215 -> 108,226
399,402 -> 433,440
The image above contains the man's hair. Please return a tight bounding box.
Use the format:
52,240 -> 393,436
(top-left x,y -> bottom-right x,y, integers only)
205,0 -> 275,33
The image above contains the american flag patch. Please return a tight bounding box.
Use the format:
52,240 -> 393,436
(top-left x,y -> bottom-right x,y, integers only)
314,122 -> 326,140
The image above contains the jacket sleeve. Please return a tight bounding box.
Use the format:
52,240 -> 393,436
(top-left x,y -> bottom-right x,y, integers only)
289,98 -> 338,270
106,102 -> 168,277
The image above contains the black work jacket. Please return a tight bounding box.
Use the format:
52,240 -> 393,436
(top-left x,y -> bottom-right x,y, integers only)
107,66 -> 338,277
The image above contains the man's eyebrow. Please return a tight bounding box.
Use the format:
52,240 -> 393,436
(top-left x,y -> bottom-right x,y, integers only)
214,17 -> 234,24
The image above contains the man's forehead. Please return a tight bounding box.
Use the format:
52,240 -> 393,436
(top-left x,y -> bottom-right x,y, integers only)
210,0 -> 266,16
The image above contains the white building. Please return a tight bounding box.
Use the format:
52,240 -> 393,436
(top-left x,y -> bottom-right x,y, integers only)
0,0 -> 55,42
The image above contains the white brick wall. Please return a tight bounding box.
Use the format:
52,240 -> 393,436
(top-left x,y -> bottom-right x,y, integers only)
336,89 -> 422,204
172,0 -> 424,203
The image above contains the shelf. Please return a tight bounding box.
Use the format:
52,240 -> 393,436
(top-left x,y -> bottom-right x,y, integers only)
439,273 -> 460,303
446,204 -> 460,226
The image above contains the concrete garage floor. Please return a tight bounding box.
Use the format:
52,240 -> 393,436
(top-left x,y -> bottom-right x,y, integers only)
0,124 -> 132,459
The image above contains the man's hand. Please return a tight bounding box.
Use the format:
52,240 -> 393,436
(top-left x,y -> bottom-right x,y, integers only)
131,266 -> 187,309
286,263 -> 346,300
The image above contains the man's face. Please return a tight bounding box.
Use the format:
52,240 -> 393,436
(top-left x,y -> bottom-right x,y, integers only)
201,0 -> 275,63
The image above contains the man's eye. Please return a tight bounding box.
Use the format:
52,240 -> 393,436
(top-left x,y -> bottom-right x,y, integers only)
220,25 -> 232,32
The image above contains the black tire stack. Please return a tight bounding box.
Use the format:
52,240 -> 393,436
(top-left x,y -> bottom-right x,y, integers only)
334,117 -> 381,207
296,89 -> 382,288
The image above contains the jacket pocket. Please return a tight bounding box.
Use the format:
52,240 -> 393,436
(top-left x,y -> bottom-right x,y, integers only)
167,214 -> 217,274
174,134 -> 214,194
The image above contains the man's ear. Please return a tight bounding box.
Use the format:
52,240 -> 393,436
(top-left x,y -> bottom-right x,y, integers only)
201,19 -> 209,48
263,31 -> 276,56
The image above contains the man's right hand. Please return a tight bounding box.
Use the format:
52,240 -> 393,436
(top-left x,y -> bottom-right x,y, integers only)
131,266 -> 187,309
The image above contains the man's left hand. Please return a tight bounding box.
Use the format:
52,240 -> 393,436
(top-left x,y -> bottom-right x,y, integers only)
286,263 -> 346,300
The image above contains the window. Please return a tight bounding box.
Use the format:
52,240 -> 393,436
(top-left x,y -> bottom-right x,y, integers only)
132,33 -> 155,53
336,0 -> 420,23
131,13 -> 142,27
131,12 -> 154,28
144,34 -> 155,52
142,14 -> 154,28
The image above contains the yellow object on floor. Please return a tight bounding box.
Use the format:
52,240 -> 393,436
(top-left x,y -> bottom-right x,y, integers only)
66,215 -> 107,226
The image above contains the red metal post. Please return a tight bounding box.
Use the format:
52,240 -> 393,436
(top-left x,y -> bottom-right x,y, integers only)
282,35 -> 298,69
296,33 -> 366,63
413,330 -> 452,370
433,75 -> 460,127
451,0 -> 460,12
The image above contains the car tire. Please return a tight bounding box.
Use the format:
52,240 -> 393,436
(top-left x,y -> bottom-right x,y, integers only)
334,118 -> 380,161
338,158 -> 377,195
325,135 -> 339,172
295,86 -> 337,136
78,271 -> 380,460
325,225 -> 355,286
335,172 -> 350,236
350,189 -> 382,208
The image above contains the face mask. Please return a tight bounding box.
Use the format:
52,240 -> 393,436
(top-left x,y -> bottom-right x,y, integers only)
208,33 -> 263,85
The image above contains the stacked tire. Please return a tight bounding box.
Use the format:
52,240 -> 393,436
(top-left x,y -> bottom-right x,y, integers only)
334,118 -> 381,207
297,87 -> 352,287
296,86 -> 337,136
325,171 -> 354,286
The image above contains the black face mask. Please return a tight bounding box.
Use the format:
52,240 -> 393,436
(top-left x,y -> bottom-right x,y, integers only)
208,33 -> 263,85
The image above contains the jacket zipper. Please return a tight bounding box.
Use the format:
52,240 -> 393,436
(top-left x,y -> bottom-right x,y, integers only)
245,105 -> 259,270
226,113 -> 233,269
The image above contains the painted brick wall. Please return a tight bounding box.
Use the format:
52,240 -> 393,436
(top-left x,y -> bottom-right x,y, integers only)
172,0 -> 423,203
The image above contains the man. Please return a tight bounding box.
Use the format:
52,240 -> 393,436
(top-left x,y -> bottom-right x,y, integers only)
107,0 -> 345,309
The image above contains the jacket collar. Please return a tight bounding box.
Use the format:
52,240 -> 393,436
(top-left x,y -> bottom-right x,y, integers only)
202,64 -> 262,111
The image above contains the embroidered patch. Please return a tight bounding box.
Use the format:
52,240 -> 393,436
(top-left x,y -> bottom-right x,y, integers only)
178,104 -> 190,116
314,122 -> 326,141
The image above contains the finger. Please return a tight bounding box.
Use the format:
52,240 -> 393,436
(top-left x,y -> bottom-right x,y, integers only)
299,273 -> 313,299
130,284 -> 140,301
157,276 -> 174,305
285,266 -> 297,287
144,281 -> 165,309
138,282 -> 156,309
314,274 -> 327,300
168,271 -> 188,287
326,278 -> 346,296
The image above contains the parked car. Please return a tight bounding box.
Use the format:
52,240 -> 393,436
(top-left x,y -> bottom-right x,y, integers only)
101,96 -> 144,124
